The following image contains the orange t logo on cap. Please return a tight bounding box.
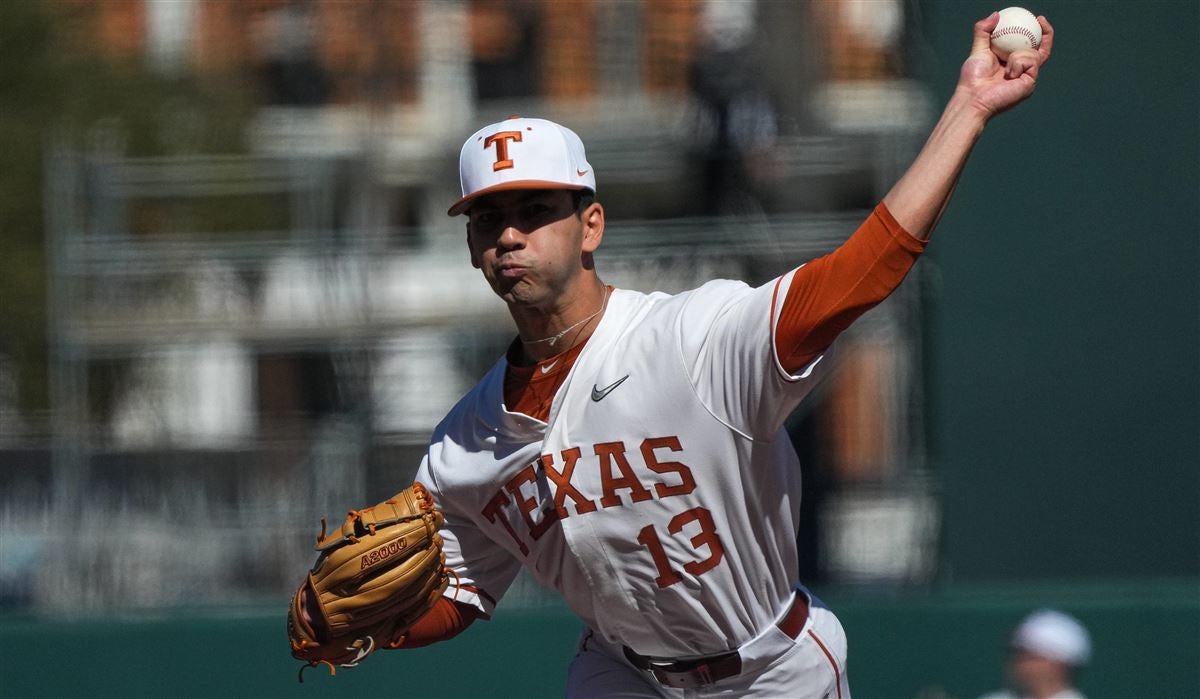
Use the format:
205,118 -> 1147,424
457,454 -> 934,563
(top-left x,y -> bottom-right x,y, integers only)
484,131 -> 522,171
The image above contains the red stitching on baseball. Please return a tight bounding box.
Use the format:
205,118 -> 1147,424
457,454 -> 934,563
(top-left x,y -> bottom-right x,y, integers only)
992,26 -> 1040,48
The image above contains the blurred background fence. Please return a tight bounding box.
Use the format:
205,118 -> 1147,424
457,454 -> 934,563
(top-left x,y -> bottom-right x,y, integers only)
0,1 -> 1196,697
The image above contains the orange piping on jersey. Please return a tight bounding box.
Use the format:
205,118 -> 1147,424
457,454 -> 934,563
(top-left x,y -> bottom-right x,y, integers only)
808,628 -> 843,699
774,201 -> 926,375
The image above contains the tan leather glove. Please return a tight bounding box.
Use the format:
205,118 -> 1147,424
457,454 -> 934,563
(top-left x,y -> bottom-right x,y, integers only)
287,482 -> 449,680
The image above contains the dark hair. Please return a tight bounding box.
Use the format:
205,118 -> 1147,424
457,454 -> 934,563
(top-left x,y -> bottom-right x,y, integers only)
573,190 -> 596,215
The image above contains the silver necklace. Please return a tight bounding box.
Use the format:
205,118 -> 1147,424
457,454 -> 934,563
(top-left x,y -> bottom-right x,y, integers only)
522,286 -> 609,347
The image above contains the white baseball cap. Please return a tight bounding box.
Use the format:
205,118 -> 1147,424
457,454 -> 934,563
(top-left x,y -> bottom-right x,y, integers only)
448,116 -> 596,216
1011,609 -> 1092,666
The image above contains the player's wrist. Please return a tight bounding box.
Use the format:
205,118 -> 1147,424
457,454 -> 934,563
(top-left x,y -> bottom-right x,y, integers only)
947,87 -> 995,127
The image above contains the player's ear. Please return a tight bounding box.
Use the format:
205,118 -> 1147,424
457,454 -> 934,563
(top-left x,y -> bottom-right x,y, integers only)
580,201 -> 604,254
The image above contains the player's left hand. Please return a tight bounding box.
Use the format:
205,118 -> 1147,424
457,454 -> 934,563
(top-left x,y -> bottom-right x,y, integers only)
957,12 -> 1054,117
286,483 -> 450,680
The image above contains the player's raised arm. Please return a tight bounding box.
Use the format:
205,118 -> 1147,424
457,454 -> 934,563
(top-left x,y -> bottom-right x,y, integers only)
883,11 -> 1054,240
772,12 -> 1054,374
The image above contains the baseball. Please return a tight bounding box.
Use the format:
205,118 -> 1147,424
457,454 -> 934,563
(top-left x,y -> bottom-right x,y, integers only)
990,7 -> 1042,60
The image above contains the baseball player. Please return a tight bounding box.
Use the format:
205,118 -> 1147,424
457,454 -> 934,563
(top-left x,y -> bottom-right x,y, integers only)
319,13 -> 1054,697
978,609 -> 1092,699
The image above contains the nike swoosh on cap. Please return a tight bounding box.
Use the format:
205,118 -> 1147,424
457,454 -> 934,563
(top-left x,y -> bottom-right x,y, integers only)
591,374 -> 630,402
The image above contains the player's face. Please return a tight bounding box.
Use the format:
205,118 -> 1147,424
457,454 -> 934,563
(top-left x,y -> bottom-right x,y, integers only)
467,189 -> 599,307
1008,650 -> 1071,693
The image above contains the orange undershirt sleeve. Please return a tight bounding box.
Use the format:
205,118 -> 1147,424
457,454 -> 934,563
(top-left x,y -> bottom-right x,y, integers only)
399,597 -> 483,649
775,202 -> 927,374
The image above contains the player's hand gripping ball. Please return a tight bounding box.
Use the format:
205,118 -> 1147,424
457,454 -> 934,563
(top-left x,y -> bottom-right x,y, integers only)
286,482 -> 450,680
990,6 -> 1042,60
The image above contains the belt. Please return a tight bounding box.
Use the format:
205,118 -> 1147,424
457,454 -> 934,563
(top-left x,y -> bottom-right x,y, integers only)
622,594 -> 810,689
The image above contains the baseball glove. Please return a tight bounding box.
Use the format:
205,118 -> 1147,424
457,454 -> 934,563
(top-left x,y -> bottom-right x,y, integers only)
287,482 -> 450,680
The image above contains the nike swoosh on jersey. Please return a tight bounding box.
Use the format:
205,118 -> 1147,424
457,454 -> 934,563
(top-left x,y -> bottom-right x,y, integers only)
540,360 -> 559,374
591,374 -> 630,402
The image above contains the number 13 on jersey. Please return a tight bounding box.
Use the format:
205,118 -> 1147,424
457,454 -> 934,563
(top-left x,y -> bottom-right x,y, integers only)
636,507 -> 726,588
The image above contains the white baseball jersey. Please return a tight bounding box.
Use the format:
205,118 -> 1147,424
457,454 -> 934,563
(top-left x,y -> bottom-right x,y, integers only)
415,270 -> 827,658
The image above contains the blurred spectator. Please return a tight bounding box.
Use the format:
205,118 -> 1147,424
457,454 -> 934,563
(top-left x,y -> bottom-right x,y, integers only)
253,1 -> 330,106
980,609 -> 1093,699
814,0 -> 906,81
469,0 -> 541,100
688,0 -> 778,216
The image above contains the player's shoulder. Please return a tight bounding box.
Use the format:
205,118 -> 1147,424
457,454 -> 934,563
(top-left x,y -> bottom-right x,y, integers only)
607,280 -> 754,336
619,279 -> 752,311
674,278 -> 758,320
689,277 -> 753,299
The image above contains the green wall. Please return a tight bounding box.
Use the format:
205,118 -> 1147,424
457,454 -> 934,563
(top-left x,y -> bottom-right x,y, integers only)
3,584 -> 1196,698
921,0 -> 1200,581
